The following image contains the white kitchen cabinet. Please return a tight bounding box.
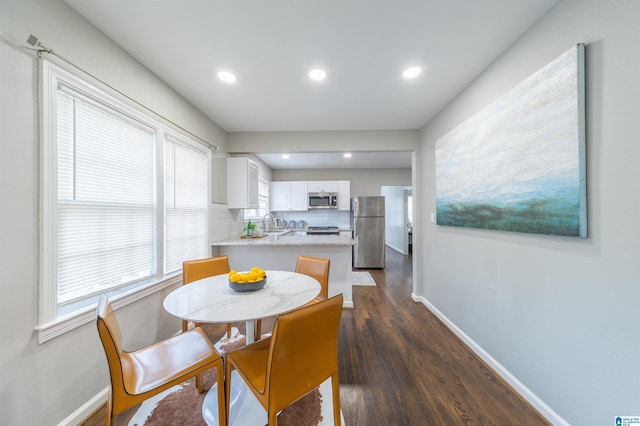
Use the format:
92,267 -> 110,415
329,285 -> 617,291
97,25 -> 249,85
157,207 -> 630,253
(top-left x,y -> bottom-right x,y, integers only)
308,181 -> 338,193
270,181 -> 308,211
338,180 -> 351,210
227,157 -> 259,209
270,181 -> 290,211
290,181 -> 308,210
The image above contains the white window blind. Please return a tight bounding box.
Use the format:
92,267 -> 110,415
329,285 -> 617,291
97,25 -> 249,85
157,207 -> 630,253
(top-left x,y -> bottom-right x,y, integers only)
56,85 -> 156,306
39,60 -> 212,338
164,137 -> 208,274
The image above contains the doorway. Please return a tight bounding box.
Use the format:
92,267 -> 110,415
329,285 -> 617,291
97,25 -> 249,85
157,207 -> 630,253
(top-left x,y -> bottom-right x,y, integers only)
380,185 -> 412,255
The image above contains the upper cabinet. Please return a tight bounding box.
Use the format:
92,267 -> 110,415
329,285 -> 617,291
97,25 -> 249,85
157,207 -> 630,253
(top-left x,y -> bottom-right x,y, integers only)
271,181 -> 308,211
227,157 -> 259,209
337,180 -> 350,211
272,180 -> 350,212
270,181 -> 289,211
308,180 -> 339,193
290,181 -> 309,210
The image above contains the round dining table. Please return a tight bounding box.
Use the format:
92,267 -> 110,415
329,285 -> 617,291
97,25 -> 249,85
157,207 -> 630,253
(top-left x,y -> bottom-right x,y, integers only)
163,269 -> 321,343
163,270 -> 323,426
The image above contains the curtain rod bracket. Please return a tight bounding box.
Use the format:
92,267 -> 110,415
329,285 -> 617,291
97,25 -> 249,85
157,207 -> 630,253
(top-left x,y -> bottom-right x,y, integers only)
27,34 -> 54,54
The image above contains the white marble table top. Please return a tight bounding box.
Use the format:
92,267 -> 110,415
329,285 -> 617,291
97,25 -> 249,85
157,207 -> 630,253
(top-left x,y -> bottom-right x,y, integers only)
163,270 -> 321,324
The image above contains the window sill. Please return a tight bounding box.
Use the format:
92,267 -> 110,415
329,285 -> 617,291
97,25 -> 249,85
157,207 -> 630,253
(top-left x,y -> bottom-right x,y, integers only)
36,274 -> 182,344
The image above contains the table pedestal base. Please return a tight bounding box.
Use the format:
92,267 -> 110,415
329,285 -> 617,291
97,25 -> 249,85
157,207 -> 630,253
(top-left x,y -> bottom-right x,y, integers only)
202,371 -> 344,426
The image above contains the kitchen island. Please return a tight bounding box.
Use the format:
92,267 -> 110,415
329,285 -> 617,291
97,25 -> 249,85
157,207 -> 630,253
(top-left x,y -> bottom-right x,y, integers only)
211,231 -> 354,308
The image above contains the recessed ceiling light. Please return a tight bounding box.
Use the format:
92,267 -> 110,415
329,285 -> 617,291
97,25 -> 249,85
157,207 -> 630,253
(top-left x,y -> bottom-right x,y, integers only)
402,67 -> 422,79
343,153 -> 352,158
218,71 -> 237,83
309,69 -> 327,81
282,154 -> 290,159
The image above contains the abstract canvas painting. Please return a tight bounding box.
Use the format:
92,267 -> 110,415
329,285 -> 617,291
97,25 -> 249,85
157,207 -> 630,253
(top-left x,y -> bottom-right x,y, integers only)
436,44 -> 586,237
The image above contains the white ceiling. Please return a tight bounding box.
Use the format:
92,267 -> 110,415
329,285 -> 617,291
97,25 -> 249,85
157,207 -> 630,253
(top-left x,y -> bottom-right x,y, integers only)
64,0 -> 557,169
255,151 -> 413,169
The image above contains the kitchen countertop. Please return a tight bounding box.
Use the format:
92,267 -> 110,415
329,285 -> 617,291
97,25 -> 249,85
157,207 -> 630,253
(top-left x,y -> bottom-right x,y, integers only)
211,230 -> 354,246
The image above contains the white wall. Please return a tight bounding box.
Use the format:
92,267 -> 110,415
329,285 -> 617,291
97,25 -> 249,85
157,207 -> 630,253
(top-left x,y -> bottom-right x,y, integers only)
0,0 -> 228,424
419,1 -> 640,424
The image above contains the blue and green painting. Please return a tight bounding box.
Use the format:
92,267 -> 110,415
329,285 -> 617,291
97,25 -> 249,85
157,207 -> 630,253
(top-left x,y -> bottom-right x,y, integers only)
436,45 -> 586,237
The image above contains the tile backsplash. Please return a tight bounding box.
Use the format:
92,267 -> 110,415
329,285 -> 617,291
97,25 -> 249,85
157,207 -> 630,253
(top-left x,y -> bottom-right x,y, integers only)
273,210 -> 351,229
210,205 -> 352,243
210,203 -> 244,241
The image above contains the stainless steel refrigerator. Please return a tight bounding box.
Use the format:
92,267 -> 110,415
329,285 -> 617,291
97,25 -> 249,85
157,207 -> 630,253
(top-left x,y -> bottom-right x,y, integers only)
351,196 -> 385,268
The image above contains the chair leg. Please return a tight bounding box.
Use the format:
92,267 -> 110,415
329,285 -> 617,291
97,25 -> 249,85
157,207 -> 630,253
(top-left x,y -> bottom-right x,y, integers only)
268,410 -> 278,425
227,323 -> 232,338
196,373 -> 204,393
225,361 -> 235,425
105,394 -> 115,426
216,361 -> 226,426
331,374 -> 341,426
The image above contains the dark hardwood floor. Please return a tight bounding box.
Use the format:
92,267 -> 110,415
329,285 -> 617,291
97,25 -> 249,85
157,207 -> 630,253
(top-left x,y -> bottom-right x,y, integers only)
82,247 -> 549,425
339,248 -> 548,425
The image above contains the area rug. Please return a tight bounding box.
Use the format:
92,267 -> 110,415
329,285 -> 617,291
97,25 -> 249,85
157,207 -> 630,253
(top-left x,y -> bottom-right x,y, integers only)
116,328 -> 343,426
351,271 -> 376,286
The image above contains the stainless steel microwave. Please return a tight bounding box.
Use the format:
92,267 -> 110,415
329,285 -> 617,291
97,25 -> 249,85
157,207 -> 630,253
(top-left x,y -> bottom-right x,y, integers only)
308,192 -> 338,209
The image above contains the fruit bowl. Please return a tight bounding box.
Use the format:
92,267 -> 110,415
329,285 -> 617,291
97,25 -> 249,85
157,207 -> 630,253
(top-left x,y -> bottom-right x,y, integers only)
229,276 -> 267,292
228,268 -> 267,292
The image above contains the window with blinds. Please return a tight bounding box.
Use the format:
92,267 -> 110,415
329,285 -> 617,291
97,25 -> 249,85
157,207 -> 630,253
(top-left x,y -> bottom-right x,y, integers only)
40,60 -> 210,333
244,177 -> 270,220
56,86 -> 156,307
164,137 -> 208,274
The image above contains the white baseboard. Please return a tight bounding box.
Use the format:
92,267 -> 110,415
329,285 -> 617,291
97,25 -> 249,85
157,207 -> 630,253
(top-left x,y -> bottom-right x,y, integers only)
57,386 -> 109,426
411,293 -> 568,426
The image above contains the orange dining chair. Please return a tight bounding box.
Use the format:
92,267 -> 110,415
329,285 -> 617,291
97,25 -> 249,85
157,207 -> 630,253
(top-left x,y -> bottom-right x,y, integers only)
225,294 -> 343,425
183,255 -> 233,338
96,293 -> 226,426
254,255 -> 330,338
295,255 -> 330,301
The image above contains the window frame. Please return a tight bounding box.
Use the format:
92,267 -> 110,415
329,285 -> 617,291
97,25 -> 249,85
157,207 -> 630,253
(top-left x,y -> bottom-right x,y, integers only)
37,59 -> 211,343
244,177 -> 270,221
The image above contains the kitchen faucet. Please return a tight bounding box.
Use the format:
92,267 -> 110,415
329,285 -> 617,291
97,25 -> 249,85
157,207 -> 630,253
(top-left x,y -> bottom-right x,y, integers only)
262,213 -> 275,232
